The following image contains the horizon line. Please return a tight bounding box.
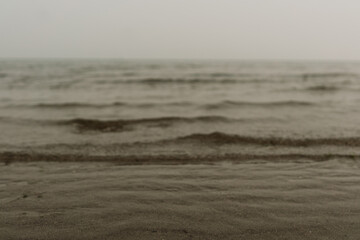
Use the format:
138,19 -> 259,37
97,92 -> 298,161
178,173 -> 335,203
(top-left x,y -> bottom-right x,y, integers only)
1,57 -> 360,62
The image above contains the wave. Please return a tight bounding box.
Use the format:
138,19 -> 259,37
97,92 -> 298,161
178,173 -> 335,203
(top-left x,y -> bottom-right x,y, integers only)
4,100 -> 316,110
208,73 -> 236,78
204,100 -> 315,109
173,132 -> 360,147
281,85 -> 341,92
122,73 -> 359,85
35,102 -> 125,108
121,78 -> 239,84
0,151 -> 359,165
305,85 -> 340,91
5,101 -> 195,109
60,116 -> 235,132
301,72 -> 358,80
281,84 -> 360,93
92,77 -> 278,85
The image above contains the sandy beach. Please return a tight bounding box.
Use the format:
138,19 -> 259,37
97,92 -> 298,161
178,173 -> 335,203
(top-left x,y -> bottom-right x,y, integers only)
1,159 -> 360,240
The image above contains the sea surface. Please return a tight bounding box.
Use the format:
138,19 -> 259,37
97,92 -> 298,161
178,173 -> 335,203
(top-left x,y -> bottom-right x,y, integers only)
1,59 -> 360,162
2,59 -> 360,240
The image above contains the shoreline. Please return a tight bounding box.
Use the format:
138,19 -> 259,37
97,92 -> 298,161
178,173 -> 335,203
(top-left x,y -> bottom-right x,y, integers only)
1,152 -> 360,166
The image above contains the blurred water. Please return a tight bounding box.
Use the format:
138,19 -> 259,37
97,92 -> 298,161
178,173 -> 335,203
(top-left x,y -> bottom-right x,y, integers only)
0,59 -> 360,158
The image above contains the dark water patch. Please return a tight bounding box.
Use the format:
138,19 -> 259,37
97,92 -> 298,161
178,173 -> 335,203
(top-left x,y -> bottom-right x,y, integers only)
209,73 -> 235,77
281,85 -> 343,92
174,132 -> 360,147
121,77 -> 280,84
33,102 -> 127,108
61,116 -> 234,133
305,85 -> 340,91
123,78 -> 239,85
64,118 -> 131,132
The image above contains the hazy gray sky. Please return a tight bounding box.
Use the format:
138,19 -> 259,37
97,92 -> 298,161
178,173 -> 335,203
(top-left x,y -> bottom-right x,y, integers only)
1,0 -> 360,59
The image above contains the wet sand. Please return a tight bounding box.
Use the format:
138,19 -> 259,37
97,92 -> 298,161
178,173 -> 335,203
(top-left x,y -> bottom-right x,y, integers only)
1,160 -> 360,240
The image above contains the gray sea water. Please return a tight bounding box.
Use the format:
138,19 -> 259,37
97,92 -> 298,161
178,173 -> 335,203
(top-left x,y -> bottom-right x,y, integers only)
1,59 -> 360,161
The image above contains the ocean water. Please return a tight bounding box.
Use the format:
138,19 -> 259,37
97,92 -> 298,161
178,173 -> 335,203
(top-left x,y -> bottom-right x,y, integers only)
1,59 -> 360,162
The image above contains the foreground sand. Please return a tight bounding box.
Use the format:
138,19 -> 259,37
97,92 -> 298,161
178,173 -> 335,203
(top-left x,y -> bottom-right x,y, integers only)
1,160 -> 360,240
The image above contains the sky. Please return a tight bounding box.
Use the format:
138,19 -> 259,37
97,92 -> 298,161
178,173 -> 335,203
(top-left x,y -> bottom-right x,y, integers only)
1,0 -> 360,59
